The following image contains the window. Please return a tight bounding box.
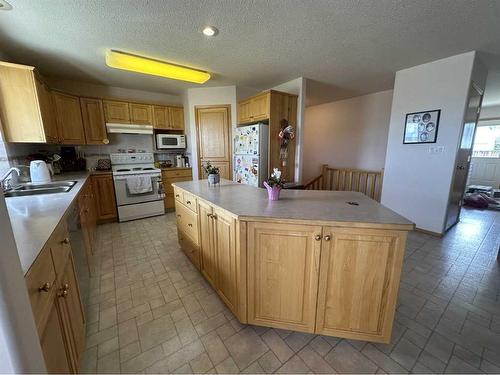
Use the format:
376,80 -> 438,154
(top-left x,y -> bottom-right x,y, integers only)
472,125 -> 500,158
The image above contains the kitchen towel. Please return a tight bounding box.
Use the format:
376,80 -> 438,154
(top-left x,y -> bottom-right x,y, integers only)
126,175 -> 153,194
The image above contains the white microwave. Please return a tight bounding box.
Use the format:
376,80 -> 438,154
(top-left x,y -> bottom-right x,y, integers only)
156,134 -> 186,149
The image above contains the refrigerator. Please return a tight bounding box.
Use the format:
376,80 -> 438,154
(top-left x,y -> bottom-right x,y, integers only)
233,123 -> 269,187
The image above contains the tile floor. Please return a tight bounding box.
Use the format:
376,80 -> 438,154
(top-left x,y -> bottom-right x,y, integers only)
79,208 -> 500,374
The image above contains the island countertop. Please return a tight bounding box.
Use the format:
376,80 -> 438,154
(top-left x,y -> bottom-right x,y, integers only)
173,179 -> 414,230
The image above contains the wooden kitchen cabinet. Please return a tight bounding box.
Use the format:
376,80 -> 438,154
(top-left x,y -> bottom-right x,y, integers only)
103,100 -> 130,123
169,106 -> 185,130
80,97 -> 108,144
52,91 -> 86,144
237,99 -> 252,124
153,105 -> 169,129
0,62 -> 58,143
91,174 -> 117,222
130,103 -> 153,124
315,227 -> 406,342
247,222 -> 321,333
198,200 -> 217,288
237,92 -> 270,124
162,168 -> 192,209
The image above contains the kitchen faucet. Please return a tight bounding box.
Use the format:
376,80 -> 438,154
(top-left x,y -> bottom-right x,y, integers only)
1,167 -> 21,192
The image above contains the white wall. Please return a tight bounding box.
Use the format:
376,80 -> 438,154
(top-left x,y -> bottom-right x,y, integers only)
0,193 -> 45,373
47,78 -> 182,105
302,90 -> 393,182
381,51 -> 482,234
184,86 -> 238,180
271,78 -> 306,183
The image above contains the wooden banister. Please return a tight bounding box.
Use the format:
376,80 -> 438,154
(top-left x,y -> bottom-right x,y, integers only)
303,165 -> 384,201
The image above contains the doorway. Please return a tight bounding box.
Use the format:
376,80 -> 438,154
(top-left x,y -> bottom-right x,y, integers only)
195,105 -> 232,180
445,83 -> 484,231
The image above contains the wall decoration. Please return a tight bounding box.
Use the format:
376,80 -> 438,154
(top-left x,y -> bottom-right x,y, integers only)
403,109 -> 441,144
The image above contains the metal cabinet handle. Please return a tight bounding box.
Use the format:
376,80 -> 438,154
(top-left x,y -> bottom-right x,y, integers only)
175,194 -> 180,197
324,235 -> 331,241
314,234 -> 322,241
186,200 -> 191,205
39,282 -> 51,292
61,238 -> 70,244
207,213 -> 212,218
212,214 -> 217,220
177,214 -> 181,218
188,223 -> 193,227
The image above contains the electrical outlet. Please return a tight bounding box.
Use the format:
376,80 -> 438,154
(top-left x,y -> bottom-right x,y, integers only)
428,146 -> 444,154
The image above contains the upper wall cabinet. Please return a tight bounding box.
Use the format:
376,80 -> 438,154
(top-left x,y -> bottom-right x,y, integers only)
237,92 -> 270,124
80,98 -> 108,145
0,62 -> 58,143
103,100 -> 130,123
153,105 -> 185,130
52,92 -> 86,145
130,103 -> 153,124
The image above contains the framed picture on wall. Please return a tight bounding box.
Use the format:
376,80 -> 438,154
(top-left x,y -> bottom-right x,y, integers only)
403,109 -> 441,144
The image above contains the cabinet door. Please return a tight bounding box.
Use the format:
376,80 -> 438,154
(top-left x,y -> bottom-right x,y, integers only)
198,200 -> 217,288
250,93 -> 270,121
214,209 -> 238,313
130,103 -> 152,124
103,100 -> 130,123
315,228 -> 406,343
58,254 -> 86,367
153,105 -> 169,129
238,99 -> 252,124
199,161 -> 230,180
80,97 -> 108,144
91,175 -> 117,221
169,106 -> 185,130
247,222 -> 321,333
40,298 -> 72,374
34,77 -> 58,143
53,92 -> 86,144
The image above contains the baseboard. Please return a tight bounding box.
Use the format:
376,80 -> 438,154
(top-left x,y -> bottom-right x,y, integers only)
415,227 -> 444,238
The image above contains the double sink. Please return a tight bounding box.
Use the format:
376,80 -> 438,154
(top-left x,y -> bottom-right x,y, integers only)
4,181 -> 77,197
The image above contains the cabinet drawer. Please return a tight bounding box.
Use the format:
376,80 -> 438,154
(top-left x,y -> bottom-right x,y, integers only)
178,233 -> 200,269
176,202 -> 199,245
182,191 -> 197,213
50,222 -> 71,282
173,186 -> 183,202
162,169 -> 192,178
25,245 -> 56,334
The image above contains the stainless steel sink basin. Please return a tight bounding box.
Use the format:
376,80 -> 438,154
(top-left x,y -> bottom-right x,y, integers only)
4,181 -> 77,197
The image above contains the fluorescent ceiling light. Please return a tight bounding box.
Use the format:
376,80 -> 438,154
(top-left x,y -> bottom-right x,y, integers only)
105,50 -> 211,84
202,26 -> 218,37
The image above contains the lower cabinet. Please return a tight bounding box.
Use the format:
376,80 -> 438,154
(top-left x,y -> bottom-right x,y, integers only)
162,168 -> 193,210
198,200 -> 217,288
91,174 -> 117,222
247,222 -> 322,333
25,221 -> 85,373
315,227 -> 405,342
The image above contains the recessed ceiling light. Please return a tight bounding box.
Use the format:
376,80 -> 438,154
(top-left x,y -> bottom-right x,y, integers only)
0,0 -> 13,10
202,26 -> 218,37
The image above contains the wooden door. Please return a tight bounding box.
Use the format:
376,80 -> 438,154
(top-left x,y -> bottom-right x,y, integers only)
251,93 -> 270,121
130,103 -> 152,124
169,106 -> 185,130
153,105 -> 169,129
315,227 -> 406,343
198,200 -> 217,288
40,298 -> 72,374
199,161 -> 230,180
91,175 -> 117,221
80,98 -> 108,144
247,222 -> 322,333
196,105 -> 232,179
103,100 -> 130,123
237,99 -> 252,124
52,92 -> 86,144
214,208 -> 238,313
34,77 -> 58,143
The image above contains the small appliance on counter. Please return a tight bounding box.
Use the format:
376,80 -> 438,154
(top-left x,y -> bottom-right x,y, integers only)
30,160 -> 52,183
175,154 -> 185,168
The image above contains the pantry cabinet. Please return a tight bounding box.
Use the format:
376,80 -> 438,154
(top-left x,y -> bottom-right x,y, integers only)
52,91 -> 86,144
91,174 -> 117,222
80,97 -> 108,144
247,222 -> 321,333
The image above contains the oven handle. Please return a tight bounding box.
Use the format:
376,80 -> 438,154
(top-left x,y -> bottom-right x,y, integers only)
113,174 -> 161,181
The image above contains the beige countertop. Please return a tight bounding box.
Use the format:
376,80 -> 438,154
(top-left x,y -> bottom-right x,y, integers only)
5,172 -> 91,275
173,179 -> 414,230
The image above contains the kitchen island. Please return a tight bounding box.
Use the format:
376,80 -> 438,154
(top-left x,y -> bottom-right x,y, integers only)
173,179 -> 414,343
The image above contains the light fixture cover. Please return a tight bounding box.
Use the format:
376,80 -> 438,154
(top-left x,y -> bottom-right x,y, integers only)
105,50 -> 211,84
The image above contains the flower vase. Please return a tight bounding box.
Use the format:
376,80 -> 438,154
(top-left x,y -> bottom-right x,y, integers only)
263,181 -> 281,201
208,173 -> 220,186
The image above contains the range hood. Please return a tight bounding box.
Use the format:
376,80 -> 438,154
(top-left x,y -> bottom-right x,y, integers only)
106,123 -> 153,135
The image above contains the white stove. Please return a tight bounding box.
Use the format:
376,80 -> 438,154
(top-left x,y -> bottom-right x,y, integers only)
110,153 -> 165,222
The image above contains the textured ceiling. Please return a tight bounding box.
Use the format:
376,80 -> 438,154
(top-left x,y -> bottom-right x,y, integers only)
1,0 -> 500,106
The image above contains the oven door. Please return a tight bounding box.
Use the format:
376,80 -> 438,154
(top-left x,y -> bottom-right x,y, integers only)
157,134 -> 180,149
114,173 -> 163,206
